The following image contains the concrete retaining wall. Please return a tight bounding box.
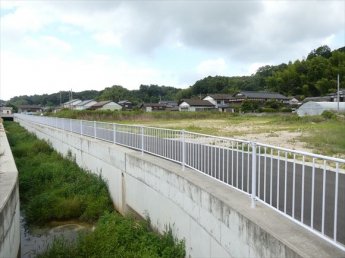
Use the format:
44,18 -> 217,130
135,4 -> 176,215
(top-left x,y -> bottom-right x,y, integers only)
15,117 -> 345,258
0,123 -> 20,258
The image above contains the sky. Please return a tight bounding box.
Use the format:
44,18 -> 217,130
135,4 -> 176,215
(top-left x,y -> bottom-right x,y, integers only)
0,0 -> 344,100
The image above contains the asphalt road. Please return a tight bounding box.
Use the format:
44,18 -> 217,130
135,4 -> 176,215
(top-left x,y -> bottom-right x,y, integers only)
91,127 -> 345,245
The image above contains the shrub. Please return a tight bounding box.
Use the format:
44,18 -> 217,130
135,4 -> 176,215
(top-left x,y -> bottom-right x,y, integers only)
281,108 -> 292,113
261,107 -> 277,113
4,121 -> 113,226
322,110 -> 337,119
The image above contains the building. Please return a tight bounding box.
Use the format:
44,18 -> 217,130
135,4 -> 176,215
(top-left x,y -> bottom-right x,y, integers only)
302,96 -> 331,103
178,99 -> 216,112
230,91 -> 290,104
0,107 -> 13,114
329,89 -> 345,102
158,100 -> 178,110
118,100 -> 133,111
88,101 -> 122,111
203,94 -> 234,112
75,100 -> 97,110
297,101 -> 345,116
63,99 -> 82,109
139,103 -> 167,112
17,105 -> 42,114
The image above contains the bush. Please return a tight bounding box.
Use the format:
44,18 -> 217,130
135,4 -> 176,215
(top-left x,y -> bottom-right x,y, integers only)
281,108 -> 292,113
261,107 -> 277,113
322,110 -> 337,119
4,121 -> 113,226
36,212 -> 185,258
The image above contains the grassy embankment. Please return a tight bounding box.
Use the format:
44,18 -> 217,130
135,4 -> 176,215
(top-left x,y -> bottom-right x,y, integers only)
5,121 -> 185,258
47,109 -> 345,157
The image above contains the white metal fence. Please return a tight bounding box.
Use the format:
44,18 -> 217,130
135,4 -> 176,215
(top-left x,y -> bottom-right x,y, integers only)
14,114 -> 345,251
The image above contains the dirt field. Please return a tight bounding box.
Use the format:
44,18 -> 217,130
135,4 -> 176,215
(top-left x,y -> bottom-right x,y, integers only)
135,117 -> 314,152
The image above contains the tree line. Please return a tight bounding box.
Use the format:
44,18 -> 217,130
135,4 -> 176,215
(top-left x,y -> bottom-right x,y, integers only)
5,45 -> 345,108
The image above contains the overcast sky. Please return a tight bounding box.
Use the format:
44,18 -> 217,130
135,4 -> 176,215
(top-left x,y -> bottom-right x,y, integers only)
0,0 -> 344,100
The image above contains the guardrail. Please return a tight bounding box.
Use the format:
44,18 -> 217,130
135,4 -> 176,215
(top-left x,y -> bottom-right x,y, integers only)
14,114 -> 345,251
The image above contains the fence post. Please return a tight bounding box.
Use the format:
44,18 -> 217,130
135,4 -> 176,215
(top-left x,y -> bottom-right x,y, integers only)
182,130 -> 185,171
251,142 -> 257,208
113,123 -> 116,144
80,120 -> 83,135
94,121 -> 96,139
141,125 -> 144,155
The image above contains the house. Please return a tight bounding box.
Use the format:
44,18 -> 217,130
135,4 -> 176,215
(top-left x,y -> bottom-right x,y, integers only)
0,106 -> 13,114
17,105 -> 42,114
63,99 -> 82,109
289,97 -> 300,106
118,100 -> 133,111
75,100 -> 97,110
88,101 -> 122,111
230,91 -> 290,104
203,94 -> 235,112
329,89 -> 345,102
139,103 -> 167,112
302,96 -> 331,103
158,100 -> 178,110
178,99 -> 216,112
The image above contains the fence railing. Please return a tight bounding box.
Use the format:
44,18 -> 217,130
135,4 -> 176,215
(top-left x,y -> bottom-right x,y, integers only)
14,114 -> 345,251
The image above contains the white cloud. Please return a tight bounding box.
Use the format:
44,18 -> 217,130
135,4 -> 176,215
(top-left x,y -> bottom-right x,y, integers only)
93,32 -> 121,47
322,34 -> 335,46
197,58 -> 226,76
248,63 -> 271,76
58,26 -> 80,36
42,36 -> 72,51
0,50 -> 178,100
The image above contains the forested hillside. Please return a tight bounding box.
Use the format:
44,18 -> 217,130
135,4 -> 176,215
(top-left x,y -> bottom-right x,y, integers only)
177,45 -> 345,99
5,45 -> 345,107
7,85 -> 180,107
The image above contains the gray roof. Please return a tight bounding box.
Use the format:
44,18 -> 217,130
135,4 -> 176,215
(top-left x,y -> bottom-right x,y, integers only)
235,91 -> 289,100
159,100 -> 178,107
89,100 -> 112,108
63,99 -> 81,105
76,100 -> 95,106
140,103 -> 167,107
17,105 -> 41,109
303,96 -> 331,103
118,100 -> 132,105
0,106 -> 13,110
205,94 -> 234,100
180,99 -> 215,107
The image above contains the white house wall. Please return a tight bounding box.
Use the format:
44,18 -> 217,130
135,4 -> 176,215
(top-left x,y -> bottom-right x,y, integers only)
203,97 -> 217,105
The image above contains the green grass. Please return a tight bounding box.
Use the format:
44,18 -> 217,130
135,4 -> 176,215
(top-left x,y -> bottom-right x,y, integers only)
4,121 -> 113,226
47,109 -> 240,122
36,212 -> 185,258
5,121 -> 186,257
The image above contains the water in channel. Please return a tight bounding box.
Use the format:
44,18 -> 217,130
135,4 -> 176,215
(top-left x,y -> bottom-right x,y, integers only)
20,215 -> 91,258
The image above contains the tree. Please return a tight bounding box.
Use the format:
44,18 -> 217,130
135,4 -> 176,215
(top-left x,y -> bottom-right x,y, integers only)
307,45 -> 332,60
240,99 -> 259,112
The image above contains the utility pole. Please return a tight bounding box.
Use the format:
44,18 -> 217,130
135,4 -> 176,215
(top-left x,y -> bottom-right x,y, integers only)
337,74 -> 340,114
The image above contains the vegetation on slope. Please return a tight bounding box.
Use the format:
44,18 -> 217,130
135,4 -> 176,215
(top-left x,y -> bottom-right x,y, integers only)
5,121 -> 113,226
5,121 -> 185,257
36,212 -> 185,258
